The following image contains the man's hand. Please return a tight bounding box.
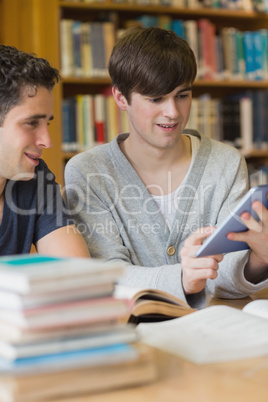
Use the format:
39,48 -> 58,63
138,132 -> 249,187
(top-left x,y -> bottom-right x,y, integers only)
180,227 -> 223,295
227,199 -> 268,283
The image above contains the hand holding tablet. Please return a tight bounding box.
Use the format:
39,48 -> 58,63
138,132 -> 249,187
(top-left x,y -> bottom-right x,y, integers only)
196,185 -> 268,258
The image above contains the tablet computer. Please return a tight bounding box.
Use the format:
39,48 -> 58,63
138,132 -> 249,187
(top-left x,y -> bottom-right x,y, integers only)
196,185 -> 268,258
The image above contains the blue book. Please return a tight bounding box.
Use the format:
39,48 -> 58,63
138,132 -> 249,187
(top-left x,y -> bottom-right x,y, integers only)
259,29 -> 268,80
252,90 -> 267,149
137,15 -> 158,28
243,31 -> 255,80
0,343 -> 138,375
252,31 -> 264,80
72,20 -> 82,77
171,20 -> 185,39
0,255 -> 61,266
62,97 -> 78,152
62,98 -> 74,152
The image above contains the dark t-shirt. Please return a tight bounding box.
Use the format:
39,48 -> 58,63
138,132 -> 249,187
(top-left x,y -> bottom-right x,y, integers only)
0,159 -> 70,256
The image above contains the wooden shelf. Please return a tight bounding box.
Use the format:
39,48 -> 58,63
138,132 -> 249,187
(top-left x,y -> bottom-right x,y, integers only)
59,1 -> 268,20
194,80 -> 268,88
242,150 -> 268,159
62,76 -> 112,85
62,77 -> 268,89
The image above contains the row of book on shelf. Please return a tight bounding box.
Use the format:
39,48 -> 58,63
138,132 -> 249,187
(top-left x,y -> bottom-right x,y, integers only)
60,16 -> 268,81
62,88 -> 268,154
64,0 -> 268,13
0,255 -> 157,401
62,87 -> 129,152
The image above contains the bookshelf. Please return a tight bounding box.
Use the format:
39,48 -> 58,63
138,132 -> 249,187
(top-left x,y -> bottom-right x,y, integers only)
2,0 -> 268,185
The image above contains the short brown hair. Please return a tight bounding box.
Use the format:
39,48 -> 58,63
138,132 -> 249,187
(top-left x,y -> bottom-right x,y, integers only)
108,26 -> 197,103
0,45 -> 60,126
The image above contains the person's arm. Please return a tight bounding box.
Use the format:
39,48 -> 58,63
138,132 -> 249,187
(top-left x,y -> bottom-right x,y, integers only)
181,153 -> 268,300
33,161 -> 90,258
36,224 -> 90,258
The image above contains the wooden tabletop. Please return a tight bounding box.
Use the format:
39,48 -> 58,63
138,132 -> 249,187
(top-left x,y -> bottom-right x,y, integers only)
52,288 -> 268,402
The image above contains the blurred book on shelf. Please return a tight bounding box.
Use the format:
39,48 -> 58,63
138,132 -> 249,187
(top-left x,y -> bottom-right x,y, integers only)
60,15 -> 268,82
64,0 -> 260,10
62,88 -> 129,152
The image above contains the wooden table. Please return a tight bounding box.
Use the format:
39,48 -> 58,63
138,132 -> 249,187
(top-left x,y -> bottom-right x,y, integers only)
52,288 -> 268,402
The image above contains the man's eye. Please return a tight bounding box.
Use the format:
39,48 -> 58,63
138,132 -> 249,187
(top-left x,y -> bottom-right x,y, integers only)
178,92 -> 190,99
150,97 -> 162,103
28,121 -> 38,127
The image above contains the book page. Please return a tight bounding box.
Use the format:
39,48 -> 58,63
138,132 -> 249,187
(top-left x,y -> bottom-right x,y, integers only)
242,299 -> 268,319
137,305 -> 268,364
114,285 -> 143,300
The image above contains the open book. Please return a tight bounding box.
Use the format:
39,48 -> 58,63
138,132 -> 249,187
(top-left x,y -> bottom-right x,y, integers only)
114,285 -> 196,324
137,299 -> 268,364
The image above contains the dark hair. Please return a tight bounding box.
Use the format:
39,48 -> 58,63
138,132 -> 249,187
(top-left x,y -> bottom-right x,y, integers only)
0,45 -> 60,125
108,26 -> 197,103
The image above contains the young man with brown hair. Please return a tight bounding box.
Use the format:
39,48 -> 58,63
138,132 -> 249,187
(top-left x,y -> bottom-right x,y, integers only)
0,44 -> 89,257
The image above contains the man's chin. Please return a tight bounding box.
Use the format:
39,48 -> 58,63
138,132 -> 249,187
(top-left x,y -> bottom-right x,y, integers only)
9,171 -> 35,182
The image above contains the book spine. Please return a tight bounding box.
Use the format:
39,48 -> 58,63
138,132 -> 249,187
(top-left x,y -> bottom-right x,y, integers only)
72,20 -> 83,77
243,31 -> 255,80
94,94 -> 106,145
60,19 -> 74,77
91,23 -> 109,77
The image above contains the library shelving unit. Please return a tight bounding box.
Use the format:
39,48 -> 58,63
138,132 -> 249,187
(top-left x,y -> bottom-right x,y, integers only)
2,0 -> 268,185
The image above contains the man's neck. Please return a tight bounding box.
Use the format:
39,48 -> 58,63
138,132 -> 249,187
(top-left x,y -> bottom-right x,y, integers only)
119,134 -> 192,195
0,179 -> 6,200
0,183 -> 5,226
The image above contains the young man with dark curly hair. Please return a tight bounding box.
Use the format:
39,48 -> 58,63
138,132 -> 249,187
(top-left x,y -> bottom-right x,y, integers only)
0,44 -> 89,257
65,27 -> 268,308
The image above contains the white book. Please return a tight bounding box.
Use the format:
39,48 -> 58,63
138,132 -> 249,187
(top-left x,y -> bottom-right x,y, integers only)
0,282 -> 114,310
184,20 -> 199,73
0,326 -> 137,360
240,96 -> 253,151
138,301 -> 268,364
0,319 -> 123,345
60,19 -> 74,76
83,94 -> 95,149
0,297 -> 131,330
0,255 -> 126,294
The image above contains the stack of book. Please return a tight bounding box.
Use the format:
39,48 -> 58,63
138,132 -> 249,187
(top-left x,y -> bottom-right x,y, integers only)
0,255 -> 156,401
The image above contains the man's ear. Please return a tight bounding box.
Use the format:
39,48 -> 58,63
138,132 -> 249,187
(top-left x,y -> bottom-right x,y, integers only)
112,86 -> 128,111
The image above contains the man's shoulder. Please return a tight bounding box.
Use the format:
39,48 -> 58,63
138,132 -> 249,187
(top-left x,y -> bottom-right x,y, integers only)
209,137 -> 243,160
69,142 -> 111,165
185,129 -> 243,161
65,136 -> 123,175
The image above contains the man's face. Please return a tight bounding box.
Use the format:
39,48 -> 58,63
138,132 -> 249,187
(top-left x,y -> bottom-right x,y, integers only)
0,86 -> 54,184
124,84 -> 192,150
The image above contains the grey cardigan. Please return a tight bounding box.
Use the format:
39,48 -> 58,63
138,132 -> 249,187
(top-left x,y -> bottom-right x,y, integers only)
65,130 -> 268,308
